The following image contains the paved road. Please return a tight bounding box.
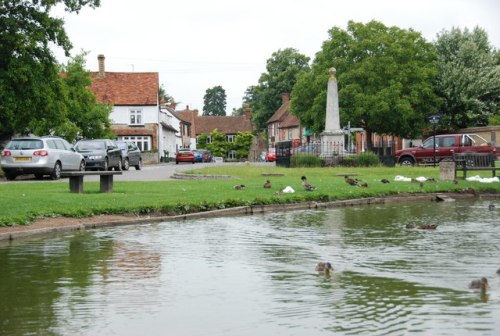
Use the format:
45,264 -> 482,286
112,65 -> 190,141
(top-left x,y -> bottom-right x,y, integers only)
2,161 -> 274,183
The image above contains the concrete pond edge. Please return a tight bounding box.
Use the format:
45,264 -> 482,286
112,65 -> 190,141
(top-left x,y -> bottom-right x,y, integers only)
1,192 -> 497,242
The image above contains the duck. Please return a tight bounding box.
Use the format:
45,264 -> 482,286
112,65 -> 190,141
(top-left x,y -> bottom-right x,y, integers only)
315,262 -> 333,275
233,184 -> 246,190
496,268 -> 500,275
469,277 -> 489,290
301,176 -> 316,191
263,180 -> 272,189
344,176 -> 357,186
381,179 -> 390,184
489,203 -> 495,211
355,179 -> 368,187
417,224 -> 438,230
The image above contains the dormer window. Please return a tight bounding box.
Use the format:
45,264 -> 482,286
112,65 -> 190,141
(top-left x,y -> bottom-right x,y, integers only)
130,109 -> 143,125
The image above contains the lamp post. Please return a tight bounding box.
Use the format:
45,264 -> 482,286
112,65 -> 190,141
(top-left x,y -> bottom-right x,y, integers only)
428,114 -> 441,167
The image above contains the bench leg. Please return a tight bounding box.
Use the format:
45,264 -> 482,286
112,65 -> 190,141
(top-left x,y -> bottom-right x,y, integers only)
69,176 -> 84,193
100,175 -> 114,193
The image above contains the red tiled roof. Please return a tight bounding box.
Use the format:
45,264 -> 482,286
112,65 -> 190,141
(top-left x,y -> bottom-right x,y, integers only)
279,112 -> 300,128
267,95 -> 290,124
194,115 -> 253,135
89,72 -> 159,106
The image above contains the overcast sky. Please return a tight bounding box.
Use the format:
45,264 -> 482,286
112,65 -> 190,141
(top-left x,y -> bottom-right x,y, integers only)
52,0 -> 499,114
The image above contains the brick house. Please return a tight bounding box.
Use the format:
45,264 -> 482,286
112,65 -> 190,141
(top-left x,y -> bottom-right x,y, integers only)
267,93 -> 302,149
177,105 -> 255,160
90,55 -> 167,161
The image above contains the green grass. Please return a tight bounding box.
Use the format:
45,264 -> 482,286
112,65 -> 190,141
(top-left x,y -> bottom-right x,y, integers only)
1,165 -> 498,226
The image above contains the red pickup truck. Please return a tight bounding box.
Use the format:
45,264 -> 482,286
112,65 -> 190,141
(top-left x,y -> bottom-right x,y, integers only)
395,133 -> 498,166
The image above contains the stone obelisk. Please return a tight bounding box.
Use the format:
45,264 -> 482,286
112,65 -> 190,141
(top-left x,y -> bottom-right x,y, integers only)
320,67 -> 344,155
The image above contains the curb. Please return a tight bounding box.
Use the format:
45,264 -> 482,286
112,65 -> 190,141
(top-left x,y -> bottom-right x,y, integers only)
0,192 -> 494,242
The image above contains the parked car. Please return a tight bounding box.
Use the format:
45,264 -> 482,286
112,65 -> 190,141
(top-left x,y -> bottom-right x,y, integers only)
116,140 -> 142,170
395,133 -> 499,166
193,149 -> 213,163
74,139 -> 122,171
0,136 -> 85,180
265,148 -> 276,162
176,149 -> 195,164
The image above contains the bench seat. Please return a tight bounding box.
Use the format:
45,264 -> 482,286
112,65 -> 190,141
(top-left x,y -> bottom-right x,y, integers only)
452,153 -> 499,179
61,171 -> 123,193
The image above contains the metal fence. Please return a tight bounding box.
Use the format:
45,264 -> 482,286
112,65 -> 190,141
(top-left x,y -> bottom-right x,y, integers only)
275,139 -> 397,167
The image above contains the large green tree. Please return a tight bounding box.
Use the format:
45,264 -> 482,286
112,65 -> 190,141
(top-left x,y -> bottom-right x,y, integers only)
291,21 -> 439,148
0,0 -> 101,139
246,48 -> 310,130
58,53 -> 113,141
434,27 -> 499,129
203,86 -> 227,116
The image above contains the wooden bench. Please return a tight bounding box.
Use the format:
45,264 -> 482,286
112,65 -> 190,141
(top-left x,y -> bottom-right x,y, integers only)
61,171 -> 123,193
452,152 -> 499,179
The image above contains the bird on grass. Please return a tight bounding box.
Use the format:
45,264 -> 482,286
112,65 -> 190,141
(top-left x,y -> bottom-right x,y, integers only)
469,277 -> 489,291
263,180 -> 272,189
315,262 -> 333,275
344,176 -> 357,186
381,179 -> 390,184
301,176 -> 316,191
355,179 -> 368,188
233,184 -> 246,190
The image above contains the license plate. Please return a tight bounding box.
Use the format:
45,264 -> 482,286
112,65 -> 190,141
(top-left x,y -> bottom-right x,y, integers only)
14,157 -> 31,162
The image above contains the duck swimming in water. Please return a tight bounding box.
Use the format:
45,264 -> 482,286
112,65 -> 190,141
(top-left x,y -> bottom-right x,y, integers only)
469,277 -> 489,290
315,262 -> 333,275
417,224 -> 438,230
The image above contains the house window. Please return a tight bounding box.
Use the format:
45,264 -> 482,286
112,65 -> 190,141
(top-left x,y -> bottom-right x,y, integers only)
130,109 -> 143,125
206,136 -> 212,144
227,135 -> 235,143
288,129 -> 293,140
120,136 -> 151,151
228,150 -> 237,160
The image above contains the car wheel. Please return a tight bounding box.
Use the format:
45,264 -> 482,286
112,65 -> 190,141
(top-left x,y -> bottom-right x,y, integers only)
35,174 -> 44,180
115,157 -> 122,171
103,158 -> 109,171
50,162 -> 62,180
5,173 -> 17,181
134,159 -> 142,170
79,160 -> 86,171
399,157 -> 415,166
123,158 -> 130,171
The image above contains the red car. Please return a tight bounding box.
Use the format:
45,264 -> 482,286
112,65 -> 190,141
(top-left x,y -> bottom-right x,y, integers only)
265,148 -> 276,162
175,149 -> 195,164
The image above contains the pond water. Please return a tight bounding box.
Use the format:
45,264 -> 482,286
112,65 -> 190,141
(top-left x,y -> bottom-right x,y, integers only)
1,199 -> 499,335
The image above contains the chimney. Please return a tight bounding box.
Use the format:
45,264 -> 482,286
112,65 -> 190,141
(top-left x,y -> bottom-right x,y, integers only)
98,54 -> 105,78
282,93 -> 290,104
244,103 -> 251,119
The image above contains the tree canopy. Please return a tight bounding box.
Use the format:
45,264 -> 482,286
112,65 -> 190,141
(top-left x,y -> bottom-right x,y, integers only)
434,26 -> 499,129
0,0 -> 101,139
245,48 -> 310,130
291,20 -> 439,144
203,86 -> 227,116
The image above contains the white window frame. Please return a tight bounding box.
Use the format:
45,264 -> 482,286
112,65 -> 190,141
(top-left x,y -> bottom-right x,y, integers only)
227,135 -> 235,143
228,150 -> 237,160
119,135 -> 151,151
129,109 -> 143,125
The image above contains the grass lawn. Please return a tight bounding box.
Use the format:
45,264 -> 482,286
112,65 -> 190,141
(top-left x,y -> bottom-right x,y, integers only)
1,165 -> 498,226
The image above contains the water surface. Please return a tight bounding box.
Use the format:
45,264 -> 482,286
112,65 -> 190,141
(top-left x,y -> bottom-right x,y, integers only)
1,199 -> 499,335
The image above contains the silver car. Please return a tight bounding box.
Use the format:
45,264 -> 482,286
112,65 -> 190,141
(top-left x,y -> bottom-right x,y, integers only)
0,136 -> 85,180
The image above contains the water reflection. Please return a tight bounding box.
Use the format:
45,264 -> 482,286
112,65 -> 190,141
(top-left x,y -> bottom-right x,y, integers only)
0,199 -> 499,335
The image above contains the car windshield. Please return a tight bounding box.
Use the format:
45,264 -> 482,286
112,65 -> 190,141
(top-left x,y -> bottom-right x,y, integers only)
76,141 -> 105,150
6,139 -> 43,150
116,142 -> 128,150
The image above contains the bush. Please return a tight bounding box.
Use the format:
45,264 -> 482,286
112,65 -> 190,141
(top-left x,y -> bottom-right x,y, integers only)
357,152 -> 380,167
340,152 -> 380,167
290,154 -> 323,167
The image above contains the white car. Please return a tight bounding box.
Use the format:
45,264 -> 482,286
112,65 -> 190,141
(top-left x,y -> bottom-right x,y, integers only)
1,136 -> 85,180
